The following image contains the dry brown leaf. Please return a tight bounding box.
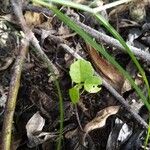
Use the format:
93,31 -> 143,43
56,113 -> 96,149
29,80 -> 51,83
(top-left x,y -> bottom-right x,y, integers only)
122,75 -> 143,94
122,79 -> 132,93
26,111 -> 57,148
84,106 -> 120,133
86,45 -> 124,92
26,111 -> 45,135
26,111 -> 45,147
24,11 -> 44,28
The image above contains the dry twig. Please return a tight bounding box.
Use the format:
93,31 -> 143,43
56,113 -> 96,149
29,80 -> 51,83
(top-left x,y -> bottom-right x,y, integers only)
74,21 -> 150,63
93,0 -> 132,13
11,1 -> 64,149
60,43 -> 148,129
1,39 -> 29,150
11,0 -> 59,76
23,4 -> 150,63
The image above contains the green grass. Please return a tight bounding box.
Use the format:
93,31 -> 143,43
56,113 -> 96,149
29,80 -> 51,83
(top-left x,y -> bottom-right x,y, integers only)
32,0 -> 150,149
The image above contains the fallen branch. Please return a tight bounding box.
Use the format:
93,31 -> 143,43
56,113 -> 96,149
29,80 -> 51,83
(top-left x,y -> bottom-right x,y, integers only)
1,39 -> 29,150
74,20 -> 150,63
60,43 -> 148,129
11,1 -> 64,149
23,4 -> 150,63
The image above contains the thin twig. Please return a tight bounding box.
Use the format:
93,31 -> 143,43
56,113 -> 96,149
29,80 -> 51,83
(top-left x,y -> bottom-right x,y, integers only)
93,0 -> 131,13
23,4 -> 53,15
60,43 -> 148,129
74,20 -> 150,63
11,1 -> 64,149
34,32 -> 149,127
23,5 -> 150,63
75,105 -> 84,131
1,39 -> 29,150
11,0 -> 59,76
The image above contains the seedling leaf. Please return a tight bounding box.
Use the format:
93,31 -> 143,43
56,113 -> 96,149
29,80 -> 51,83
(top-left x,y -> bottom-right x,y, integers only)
69,86 -> 80,104
84,76 -> 102,93
69,59 -> 94,83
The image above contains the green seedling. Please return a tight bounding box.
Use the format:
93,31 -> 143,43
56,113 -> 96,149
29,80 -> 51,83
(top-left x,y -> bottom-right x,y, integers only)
69,59 -> 102,104
31,1 -> 150,149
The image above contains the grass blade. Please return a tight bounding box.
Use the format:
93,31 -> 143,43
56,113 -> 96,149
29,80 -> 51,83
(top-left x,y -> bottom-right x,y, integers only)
94,13 -> 150,99
32,0 -> 150,111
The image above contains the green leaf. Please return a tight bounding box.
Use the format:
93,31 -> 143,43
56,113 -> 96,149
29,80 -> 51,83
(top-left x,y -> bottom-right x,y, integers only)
69,59 -> 94,83
84,76 -> 102,93
33,0 -> 150,111
69,86 -> 80,104
49,7 -> 150,111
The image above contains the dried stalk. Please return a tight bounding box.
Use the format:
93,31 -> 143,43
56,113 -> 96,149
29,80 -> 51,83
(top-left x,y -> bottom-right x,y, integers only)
11,1 -> 64,149
93,0 -> 131,13
1,39 -> 29,150
23,4 -> 150,63
74,20 -> 150,63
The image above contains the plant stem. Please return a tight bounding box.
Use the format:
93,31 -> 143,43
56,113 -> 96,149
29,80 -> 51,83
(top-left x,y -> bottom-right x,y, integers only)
33,0 -> 150,100
48,0 -> 93,13
93,0 -> 131,13
32,0 -> 150,114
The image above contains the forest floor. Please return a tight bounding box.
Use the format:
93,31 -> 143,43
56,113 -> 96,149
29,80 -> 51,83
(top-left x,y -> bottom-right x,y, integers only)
0,0 -> 150,149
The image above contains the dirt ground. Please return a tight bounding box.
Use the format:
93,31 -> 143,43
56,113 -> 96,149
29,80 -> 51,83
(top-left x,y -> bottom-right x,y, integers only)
0,0 -> 150,149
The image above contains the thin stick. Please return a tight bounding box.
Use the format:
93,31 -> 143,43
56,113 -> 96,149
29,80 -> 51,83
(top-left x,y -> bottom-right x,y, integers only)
1,39 -> 29,150
11,1 -> 64,149
23,5 -> 150,63
93,0 -> 131,13
11,0 -> 59,76
74,20 -> 150,63
60,43 -> 148,129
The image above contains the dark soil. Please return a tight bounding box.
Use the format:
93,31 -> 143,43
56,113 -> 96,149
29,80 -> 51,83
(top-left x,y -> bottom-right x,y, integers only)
0,0 -> 150,150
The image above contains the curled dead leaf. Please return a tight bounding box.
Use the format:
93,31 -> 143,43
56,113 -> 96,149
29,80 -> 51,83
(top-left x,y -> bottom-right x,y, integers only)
26,111 -> 45,135
84,106 -> 120,133
24,11 -> 44,28
86,44 -> 124,92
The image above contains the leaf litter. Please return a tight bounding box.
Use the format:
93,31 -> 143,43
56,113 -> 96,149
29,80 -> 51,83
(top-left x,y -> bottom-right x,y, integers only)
0,0 -> 150,149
